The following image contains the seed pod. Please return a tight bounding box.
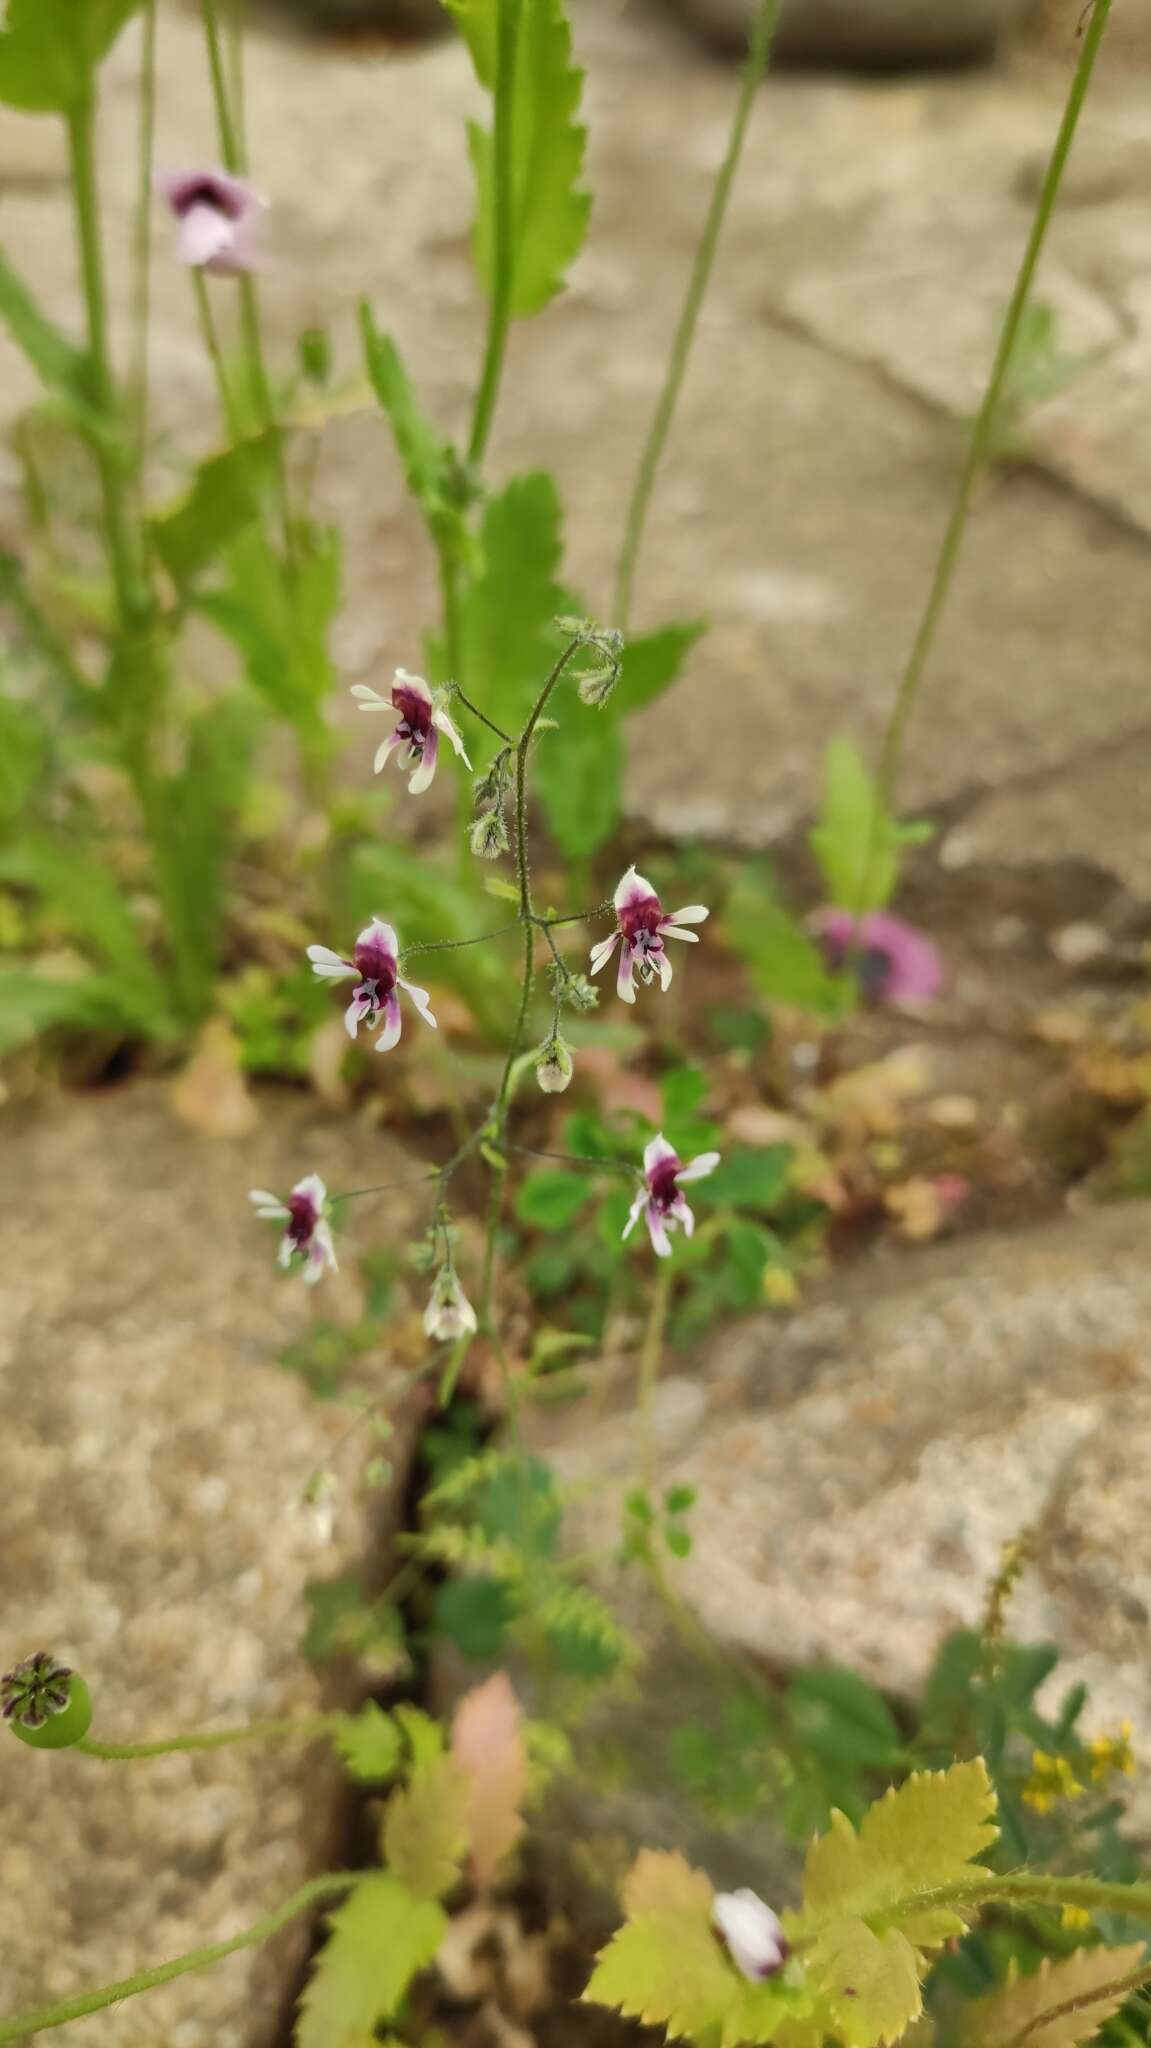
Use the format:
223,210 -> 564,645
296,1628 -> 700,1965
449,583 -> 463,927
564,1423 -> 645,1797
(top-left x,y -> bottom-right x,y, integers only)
1,1653 -> 93,1750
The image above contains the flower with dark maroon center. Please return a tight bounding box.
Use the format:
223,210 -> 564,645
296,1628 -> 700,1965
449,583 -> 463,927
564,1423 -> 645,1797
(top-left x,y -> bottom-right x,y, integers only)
350,669 -> 471,796
249,1172 -> 338,1284
622,1134 -> 720,1258
589,866 -> 709,1004
813,908 -> 944,1006
154,168 -> 267,274
306,916 -> 437,1052
1,1652 -> 76,1732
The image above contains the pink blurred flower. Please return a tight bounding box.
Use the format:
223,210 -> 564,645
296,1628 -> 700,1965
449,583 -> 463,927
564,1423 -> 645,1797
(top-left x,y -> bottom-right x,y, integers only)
249,1172 -> 337,1284
623,1133 -> 720,1258
590,866 -> 708,1004
712,1889 -> 789,1981
350,670 -> 471,796
814,908 -> 944,1005
306,916 -> 436,1052
155,168 -> 267,274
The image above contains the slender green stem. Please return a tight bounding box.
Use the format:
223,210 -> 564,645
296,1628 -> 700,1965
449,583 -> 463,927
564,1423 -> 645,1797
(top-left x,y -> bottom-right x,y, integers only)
75,1710 -> 345,1760
1010,1959 -> 1151,2048
66,96 -> 142,623
452,686 -> 514,748
889,1872 -> 1151,1926
401,920 -> 521,962
201,0 -> 241,165
192,270 -> 242,437
226,0 -> 248,166
130,0 -> 158,480
467,0 -> 523,470
612,0 -> 780,633
636,1259 -> 674,1496
862,0 -> 1112,882
0,1873 -> 358,2043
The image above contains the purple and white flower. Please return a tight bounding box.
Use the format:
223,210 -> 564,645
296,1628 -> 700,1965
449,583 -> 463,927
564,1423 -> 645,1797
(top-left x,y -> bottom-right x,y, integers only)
589,867 -> 709,1004
712,1889 -> 790,1982
154,168 -> 267,274
248,1172 -> 337,1285
623,1134 -> 720,1258
306,917 -> 437,1052
813,908 -> 944,1005
424,1267 -> 479,1342
350,670 -> 471,796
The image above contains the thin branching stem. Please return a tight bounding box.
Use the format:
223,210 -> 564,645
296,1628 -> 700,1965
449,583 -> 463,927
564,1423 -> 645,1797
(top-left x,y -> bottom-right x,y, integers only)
451,686 -> 515,747
613,0 -> 781,633
75,1712 -> 345,1760
858,0 -> 1112,906
0,1874 -> 358,2042
1010,1958 -> 1151,2048
130,0 -> 158,483
401,920 -> 521,962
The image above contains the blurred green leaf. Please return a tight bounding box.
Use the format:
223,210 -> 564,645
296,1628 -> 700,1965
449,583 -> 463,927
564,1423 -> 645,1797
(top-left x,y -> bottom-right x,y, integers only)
810,736 -> 930,915
616,620 -> 706,716
447,0 -> 590,318
335,1703 -> 403,1784
0,246 -> 87,391
703,1144 -> 791,1212
0,837 -> 175,1035
151,435 -> 276,589
723,869 -> 847,1017
786,1666 -> 905,1773
533,709 -> 622,861
0,0 -> 143,111
150,695 -> 257,1022
359,307 -> 465,545
515,1168 -> 594,1230
432,1575 -> 515,1660
450,472 -> 571,755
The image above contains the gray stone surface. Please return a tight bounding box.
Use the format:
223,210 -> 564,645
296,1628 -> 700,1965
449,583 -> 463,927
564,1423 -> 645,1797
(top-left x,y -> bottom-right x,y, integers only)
0,1084 -> 419,2046
668,0 -> 1030,65
2,3 -> 1151,879
533,1201 -> 1151,1825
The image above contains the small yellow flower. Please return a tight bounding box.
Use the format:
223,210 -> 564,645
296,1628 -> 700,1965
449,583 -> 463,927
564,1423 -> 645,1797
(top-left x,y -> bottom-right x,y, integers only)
1086,1720 -> 1135,1782
763,1267 -> 799,1307
1022,1750 -> 1085,1814
1060,1905 -> 1093,1932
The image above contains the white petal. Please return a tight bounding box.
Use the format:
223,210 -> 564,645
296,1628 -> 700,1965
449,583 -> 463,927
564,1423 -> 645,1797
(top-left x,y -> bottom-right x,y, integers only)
613,864 -> 657,915
374,993 -> 403,1053
676,1151 -> 720,1185
657,951 -> 674,992
398,977 -> 438,1029
292,1172 -> 327,1208
679,1200 -> 696,1238
660,925 -> 701,944
621,1190 -> 647,1241
433,708 -> 472,768
643,1132 -> 679,1178
407,727 -> 439,796
350,684 -> 389,708
664,903 -> 709,925
313,1221 -> 339,1275
373,732 -> 402,775
589,933 -> 620,975
249,1189 -> 285,1212
307,945 -> 355,981
394,667 -> 433,705
277,1235 -> 294,1268
616,947 -> 637,1004
344,995 -> 364,1040
646,1205 -> 673,1258
357,919 -> 398,959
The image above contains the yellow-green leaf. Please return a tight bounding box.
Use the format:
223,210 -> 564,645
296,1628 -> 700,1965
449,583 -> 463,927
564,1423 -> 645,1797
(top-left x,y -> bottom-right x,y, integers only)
294,1874 -> 446,2048
802,1761 -> 997,1942
622,1849 -> 714,1919
584,1906 -> 811,2048
334,1703 -> 402,1784
815,1920 -> 922,2048
382,1753 -> 470,1901
961,1945 -> 1146,2048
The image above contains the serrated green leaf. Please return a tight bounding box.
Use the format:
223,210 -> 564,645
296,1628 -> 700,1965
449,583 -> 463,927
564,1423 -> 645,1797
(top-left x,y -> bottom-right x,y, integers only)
723,874 -> 848,1018
961,1944 -> 1146,2048
151,435 -> 276,588
383,1752 -> 469,1900
334,1703 -> 402,1784
447,0 -> 589,317
801,1761 -> 997,1953
359,306 -> 464,547
452,472 -> 571,756
585,1909 -> 806,2046
533,701 -> 622,859
0,246 -> 87,392
294,1874 -> 445,2048
616,620 -> 706,716
815,1920 -> 921,2048
0,0 -> 142,110
0,837 -> 174,1035
393,1703 -> 445,1769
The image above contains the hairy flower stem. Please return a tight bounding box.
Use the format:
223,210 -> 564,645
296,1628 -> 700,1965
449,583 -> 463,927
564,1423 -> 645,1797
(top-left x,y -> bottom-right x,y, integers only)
130,0 -> 158,484
636,1259 -> 674,1498
467,0 -> 524,471
858,0 -> 1112,906
0,1873 -> 358,2043
890,1872 -> 1151,1927
613,0 -> 780,634
478,638 -> 584,1329
66,96 -> 144,625
75,1710 -> 346,1760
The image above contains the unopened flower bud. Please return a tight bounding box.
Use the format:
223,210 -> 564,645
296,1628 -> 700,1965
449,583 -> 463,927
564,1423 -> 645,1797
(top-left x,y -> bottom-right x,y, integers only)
712,1889 -> 789,1981
470,808 -> 509,859
561,972 -> 598,1012
535,1036 -> 574,1094
2,1653 -> 93,1750
424,1267 -> 478,1343
473,751 -> 512,812
577,662 -> 621,709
